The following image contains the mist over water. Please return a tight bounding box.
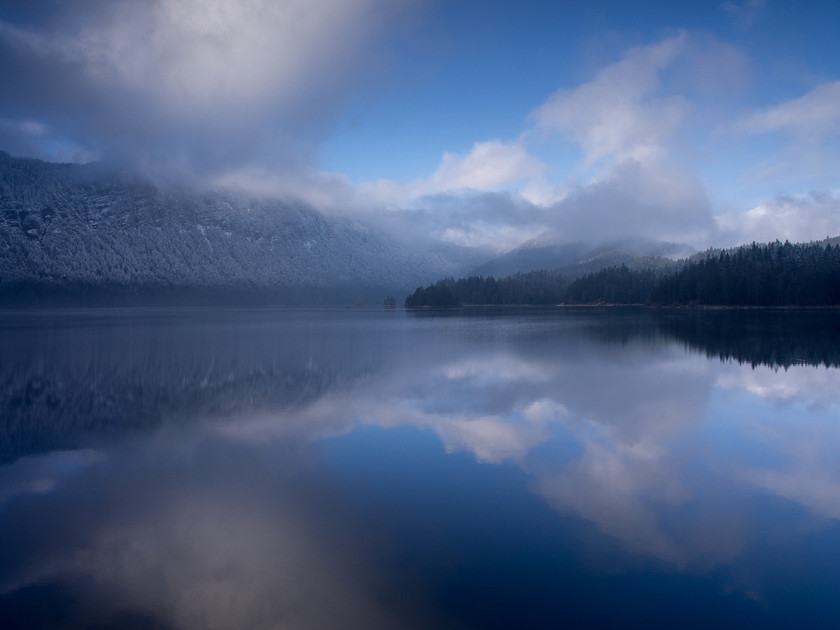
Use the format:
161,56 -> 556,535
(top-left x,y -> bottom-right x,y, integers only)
2,307 -> 839,628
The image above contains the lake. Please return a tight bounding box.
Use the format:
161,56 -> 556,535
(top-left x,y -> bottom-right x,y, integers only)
1,306 -> 840,629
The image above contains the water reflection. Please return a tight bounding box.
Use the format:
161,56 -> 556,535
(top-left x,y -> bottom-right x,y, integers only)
0,436 -> 427,629
655,308 -> 840,369
1,307 -> 840,627
0,308 -> 391,463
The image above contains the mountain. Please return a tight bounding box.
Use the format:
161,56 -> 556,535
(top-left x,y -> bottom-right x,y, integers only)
0,152 -> 486,305
472,233 -> 694,278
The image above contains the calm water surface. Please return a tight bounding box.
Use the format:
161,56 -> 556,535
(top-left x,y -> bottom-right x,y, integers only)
1,307 -> 840,629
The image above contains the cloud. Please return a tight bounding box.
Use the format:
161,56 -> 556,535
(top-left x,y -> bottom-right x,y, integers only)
360,139 -> 548,207
669,34 -> 751,102
719,372 -> 840,523
214,31 -> 779,253
215,138 -> 548,224
357,142 -> 555,250
501,33 -> 747,247
349,148 -> 716,251
405,192 -> 549,251
739,81 -> 840,138
547,160 -> 716,245
0,449 -> 102,507
715,191 -> 840,245
745,465 -> 840,521
721,0 -> 767,28
1,11 -> 798,254
724,82 -> 840,208
387,407 -> 554,464
219,147 -> 715,253
300,33 -> 731,251
0,116 -> 98,163
534,438 -> 692,563
0,0 -> 410,172
531,33 -> 690,168
213,165 -> 360,213
0,438 -> 422,629
505,350 -> 734,566
716,363 -> 840,408
427,140 -> 548,191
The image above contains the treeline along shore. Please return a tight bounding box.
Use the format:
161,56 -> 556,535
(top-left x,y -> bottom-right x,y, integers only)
405,238 -> 840,307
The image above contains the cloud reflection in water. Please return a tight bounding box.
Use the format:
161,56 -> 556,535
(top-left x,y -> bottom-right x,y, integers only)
1,308 -> 839,626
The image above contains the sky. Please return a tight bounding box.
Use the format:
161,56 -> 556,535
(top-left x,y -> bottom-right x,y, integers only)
0,0 -> 839,251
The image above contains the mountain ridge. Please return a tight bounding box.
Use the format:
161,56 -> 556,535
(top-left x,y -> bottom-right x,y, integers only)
470,233 -> 695,279
0,151 -> 487,304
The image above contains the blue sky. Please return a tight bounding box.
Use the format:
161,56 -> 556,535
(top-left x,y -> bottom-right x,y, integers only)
1,0 -> 839,250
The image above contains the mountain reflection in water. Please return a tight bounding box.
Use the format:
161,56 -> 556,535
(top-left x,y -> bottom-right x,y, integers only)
1,307 -> 839,629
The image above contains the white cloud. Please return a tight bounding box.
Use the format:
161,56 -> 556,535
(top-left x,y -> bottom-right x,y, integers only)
548,160 -> 716,246
213,166 -> 360,213
0,116 -> 97,163
63,0 -> 384,116
441,355 -> 551,383
721,0 -> 767,28
434,221 -> 545,252
427,414 -> 550,463
0,440 -> 415,629
356,141 -> 554,250
535,437 -> 692,563
716,363 -> 840,408
216,138 -> 548,220
515,33 -> 748,247
531,33 -> 690,168
0,117 -> 47,138
0,0 -> 410,172
715,191 -> 840,245
360,139 -> 548,207
745,466 -> 840,521
428,140 -> 548,191
151,32 -> 741,250
740,81 -> 840,138
726,384 -> 840,523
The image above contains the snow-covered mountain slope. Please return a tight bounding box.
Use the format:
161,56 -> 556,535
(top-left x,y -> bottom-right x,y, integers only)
0,152 -> 486,304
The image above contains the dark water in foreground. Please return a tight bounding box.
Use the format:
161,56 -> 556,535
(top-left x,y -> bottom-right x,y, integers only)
1,306 -> 840,629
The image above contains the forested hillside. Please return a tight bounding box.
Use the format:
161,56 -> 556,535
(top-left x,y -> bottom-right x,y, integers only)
405,239 -> 840,307
0,151 -> 482,304
651,240 -> 840,305
405,270 -> 570,307
469,235 -> 692,278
